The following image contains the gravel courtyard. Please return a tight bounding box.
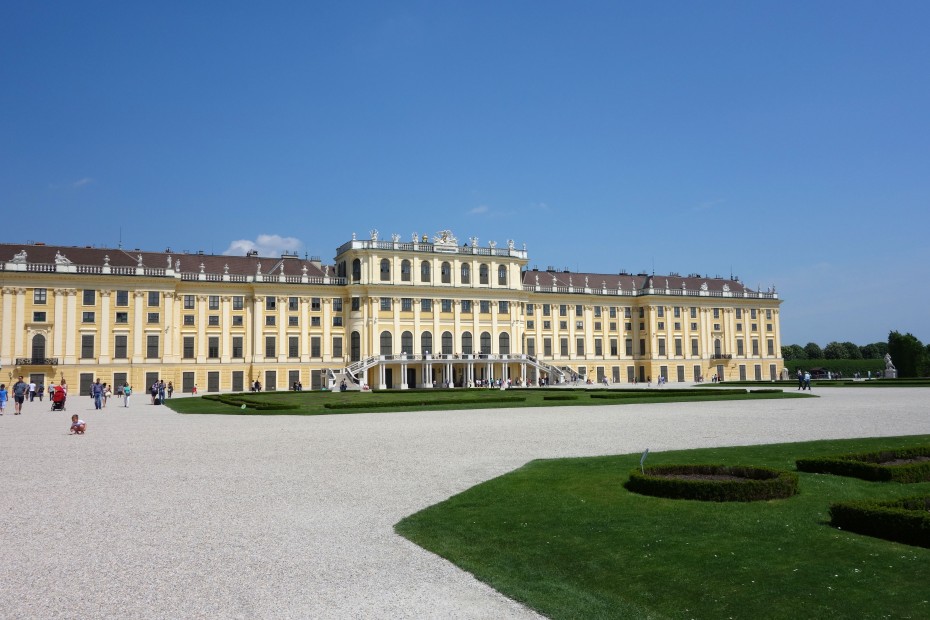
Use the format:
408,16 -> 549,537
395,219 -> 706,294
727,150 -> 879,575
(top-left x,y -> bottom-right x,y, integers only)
1,387 -> 928,619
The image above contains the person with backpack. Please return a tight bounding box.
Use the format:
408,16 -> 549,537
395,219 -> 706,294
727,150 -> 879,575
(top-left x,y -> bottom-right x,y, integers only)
12,376 -> 28,414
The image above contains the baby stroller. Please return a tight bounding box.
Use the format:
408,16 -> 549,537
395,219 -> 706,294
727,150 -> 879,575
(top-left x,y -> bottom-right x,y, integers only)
51,386 -> 66,411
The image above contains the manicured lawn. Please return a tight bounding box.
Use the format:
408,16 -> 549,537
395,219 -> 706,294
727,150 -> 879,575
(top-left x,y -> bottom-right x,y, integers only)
395,435 -> 930,619
164,387 -> 812,415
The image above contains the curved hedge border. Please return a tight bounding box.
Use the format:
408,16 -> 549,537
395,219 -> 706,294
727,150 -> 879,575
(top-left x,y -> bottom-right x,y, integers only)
829,495 -> 930,548
625,464 -> 799,502
201,394 -> 299,411
796,446 -> 930,483
323,396 -> 526,410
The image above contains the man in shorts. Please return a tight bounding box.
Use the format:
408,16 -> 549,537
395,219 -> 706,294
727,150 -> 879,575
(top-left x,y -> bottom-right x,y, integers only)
12,376 -> 28,414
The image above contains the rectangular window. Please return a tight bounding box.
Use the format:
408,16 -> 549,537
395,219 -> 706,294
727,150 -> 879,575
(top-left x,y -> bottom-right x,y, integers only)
674,322 -> 680,330
625,307 -> 632,318
559,304 -> 567,317
543,320 -> 551,329
209,315 -> 220,326
148,291 -> 160,307
575,304 -> 583,317
114,335 -> 128,359
713,323 -> 721,331
752,340 -> 759,356
499,301 -> 509,314
265,336 -> 276,358
310,316 -> 321,326
594,306 -> 602,318
527,337 -> 536,356
401,298 -> 412,311
288,316 -> 299,327
657,306 -> 664,317
674,307 -> 681,318
610,339 -> 618,356
543,338 -> 552,356
639,307 -> 645,318
288,336 -> 299,358
751,323 -> 758,332
657,321 -> 664,330
184,295 -> 195,310
692,339 -> 699,356
658,338 -> 666,356
34,288 -> 47,304
83,290 -> 95,305
674,338 -> 682,356
595,321 -> 602,331
311,298 -> 321,311
333,316 -> 343,326
116,290 -> 129,306
713,308 -> 720,319
333,336 -> 343,358
610,306 -> 617,318
526,303 -> 535,314
288,297 -> 299,311
82,311 -> 95,323
351,297 -> 360,311
333,298 -> 342,312
81,334 -> 94,359
767,323 -> 773,332
116,312 -> 128,324
421,299 -> 432,312
146,335 -> 159,358
232,315 -> 243,326
209,295 -> 220,310
311,336 -> 321,358
542,304 -> 551,316
690,307 -> 697,319
265,297 -> 276,311
751,309 -> 758,319
594,339 -> 603,356
766,309 -> 772,320
33,311 -> 47,322
442,299 -> 453,313
265,315 -> 276,326
380,298 -> 392,311
639,339 -> 646,355
183,337 -> 195,359
461,300 -> 472,313
737,340 -> 745,356
480,300 -> 490,314
767,339 -> 775,356
691,322 -> 697,330
736,308 -> 743,319
560,338 -> 569,356
559,321 -> 567,330
625,322 -> 632,330
232,336 -> 243,358
576,321 -> 583,330
232,296 -> 244,310
147,312 -> 159,324
625,339 -> 633,356
576,338 -> 585,355
736,323 -> 743,332
527,320 -> 535,329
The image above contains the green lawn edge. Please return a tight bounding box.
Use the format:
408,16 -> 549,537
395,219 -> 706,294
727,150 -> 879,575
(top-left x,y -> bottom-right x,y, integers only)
164,388 -> 813,416
395,435 -> 930,620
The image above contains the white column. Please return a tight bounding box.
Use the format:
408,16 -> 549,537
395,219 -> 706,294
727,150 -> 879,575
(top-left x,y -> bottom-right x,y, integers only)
13,288 -> 26,359
99,290 -> 112,363
0,288 -> 15,365
252,296 -> 263,363
131,291 -> 144,363
220,295 -> 231,363
197,295 -> 207,362
163,292 -> 176,360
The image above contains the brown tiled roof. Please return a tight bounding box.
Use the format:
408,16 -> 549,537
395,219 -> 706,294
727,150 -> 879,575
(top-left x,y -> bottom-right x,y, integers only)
522,269 -> 751,293
0,243 -> 328,277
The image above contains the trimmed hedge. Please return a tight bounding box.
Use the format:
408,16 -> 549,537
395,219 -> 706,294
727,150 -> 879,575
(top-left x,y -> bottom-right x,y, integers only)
796,446 -> 930,483
201,393 -> 300,411
542,395 -> 579,401
589,388 -> 748,400
323,396 -> 527,410
625,464 -> 799,502
829,496 -> 930,548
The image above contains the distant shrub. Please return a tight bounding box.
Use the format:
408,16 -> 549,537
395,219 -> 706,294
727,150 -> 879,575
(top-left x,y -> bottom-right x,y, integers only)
626,464 -> 798,502
796,447 -> 930,483
542,395 -> 578,401
829,496 -> 930,548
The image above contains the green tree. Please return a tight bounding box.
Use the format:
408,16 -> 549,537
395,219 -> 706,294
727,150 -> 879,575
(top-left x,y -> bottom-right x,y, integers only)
860,343 -> 880,359
887,331 -> 926,378
841,342 -> 863,359
823,342 -> 845,359
781,344 -> 806,360
804,342 -> 823,359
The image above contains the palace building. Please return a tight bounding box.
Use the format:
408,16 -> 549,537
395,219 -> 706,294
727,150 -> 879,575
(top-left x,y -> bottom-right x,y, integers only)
0,230 -> 783,395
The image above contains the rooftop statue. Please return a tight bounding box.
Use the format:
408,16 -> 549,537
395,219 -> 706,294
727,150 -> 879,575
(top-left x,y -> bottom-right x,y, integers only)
12,250 -> 27,263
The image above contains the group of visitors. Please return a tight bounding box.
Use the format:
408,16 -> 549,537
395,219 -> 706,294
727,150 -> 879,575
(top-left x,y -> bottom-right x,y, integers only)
796,370 -> 812,390
148,380 -> 174,404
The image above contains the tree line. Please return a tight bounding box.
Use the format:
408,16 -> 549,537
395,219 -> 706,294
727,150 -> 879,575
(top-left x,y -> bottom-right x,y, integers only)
782,331 -> 929,377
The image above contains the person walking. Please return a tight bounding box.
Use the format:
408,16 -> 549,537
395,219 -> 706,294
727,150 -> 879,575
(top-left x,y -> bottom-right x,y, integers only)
803,371 -> 812,391
123,384 -> 132,407
797,369 -> 804,390
28,380 -> 37,402
12,376 -> 28,414
91,378 -> 104,410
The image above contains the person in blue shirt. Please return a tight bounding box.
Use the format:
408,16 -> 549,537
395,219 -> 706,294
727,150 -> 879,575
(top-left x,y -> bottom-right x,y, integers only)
0,384 -> 8,414
91,378 -> 104,410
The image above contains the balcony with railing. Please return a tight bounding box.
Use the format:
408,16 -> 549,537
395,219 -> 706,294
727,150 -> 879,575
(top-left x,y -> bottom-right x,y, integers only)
15,357 -> 59,366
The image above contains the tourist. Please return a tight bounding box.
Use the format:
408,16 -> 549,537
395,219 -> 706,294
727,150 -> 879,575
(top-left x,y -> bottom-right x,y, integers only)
91,379 -> 104,410
123,384 -> 132,406
37,382 -> 44,401
103,384 -> 112,407
12,376 -> 28,414
158,380 -> 166,403
28,380 -> 37,401
167,382 -> 174,398
0,384 -> 7,415
803,371 -> 812,391
69,414 -> 86,435
150,382 -> 159,404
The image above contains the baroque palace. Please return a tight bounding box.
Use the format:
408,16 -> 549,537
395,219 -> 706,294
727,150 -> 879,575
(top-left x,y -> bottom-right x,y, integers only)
0,230 -> 783,395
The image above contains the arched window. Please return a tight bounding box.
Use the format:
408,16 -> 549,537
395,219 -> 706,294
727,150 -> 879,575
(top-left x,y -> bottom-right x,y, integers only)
380,331 -> 393,356
480,331 -> 491,355
498,265 -> 507,285
421,331 -> 433,355
380,259 -> 390,281
420,261 -> 431,283
350,331 -> 361,362
351,259 -> 361,282
441,261 -> 451,284
462,331 -> 473,355
32,334 -> 46,360
401,331 -> 413,354
714,338 -> 722,357
479,264 -> 489,284
401,259 -> 411,282
499,333 -> 510,355
460,263 -> 470,284
442,331 -> 453,355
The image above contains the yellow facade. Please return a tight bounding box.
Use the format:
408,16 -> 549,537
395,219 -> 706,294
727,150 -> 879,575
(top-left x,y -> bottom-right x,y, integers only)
0,232 -> 783,394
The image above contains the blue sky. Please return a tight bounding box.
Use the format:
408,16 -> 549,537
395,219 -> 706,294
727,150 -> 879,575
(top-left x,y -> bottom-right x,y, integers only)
2,1 -> 928,347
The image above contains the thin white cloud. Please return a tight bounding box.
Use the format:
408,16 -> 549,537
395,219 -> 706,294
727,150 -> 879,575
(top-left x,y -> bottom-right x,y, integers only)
468,205 -> 490,215
693,199 -> 725,212
223,234 -> 303,257
72,177 -> 94,188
